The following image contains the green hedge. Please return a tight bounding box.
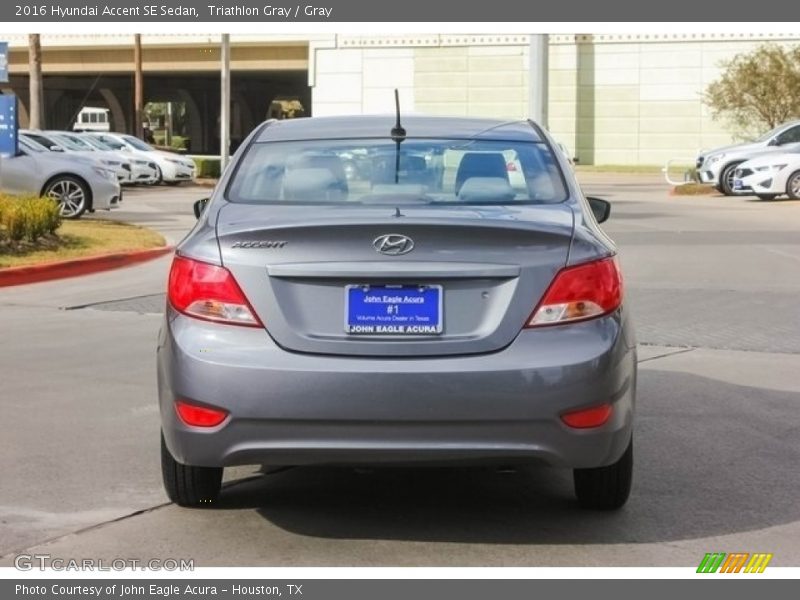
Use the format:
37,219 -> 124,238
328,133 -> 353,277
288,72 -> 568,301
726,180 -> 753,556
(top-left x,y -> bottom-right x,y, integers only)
0,195 -> 62,243
152,134 -> 189,151
170,136 -> 189,151
191,157 -> 221,179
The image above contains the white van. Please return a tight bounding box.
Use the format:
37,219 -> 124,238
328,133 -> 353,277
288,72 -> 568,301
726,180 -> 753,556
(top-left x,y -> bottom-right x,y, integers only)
73,107 -> 110,132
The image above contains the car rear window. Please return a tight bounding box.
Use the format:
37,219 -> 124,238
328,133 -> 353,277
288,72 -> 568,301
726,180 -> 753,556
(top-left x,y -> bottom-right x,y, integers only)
226,138 -> 568,205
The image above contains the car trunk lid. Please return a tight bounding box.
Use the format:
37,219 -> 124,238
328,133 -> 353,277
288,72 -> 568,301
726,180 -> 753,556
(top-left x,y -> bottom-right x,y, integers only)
216,203 -> 574,357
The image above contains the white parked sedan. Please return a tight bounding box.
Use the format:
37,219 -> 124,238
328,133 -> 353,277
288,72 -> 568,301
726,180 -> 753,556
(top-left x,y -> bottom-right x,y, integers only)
733,149 -> 800,200
85,132 -> 196,185
54,131 -> 158,186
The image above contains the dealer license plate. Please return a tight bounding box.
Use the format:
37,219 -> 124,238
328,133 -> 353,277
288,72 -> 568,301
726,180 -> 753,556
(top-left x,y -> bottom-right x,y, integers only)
345,284 -> 442,335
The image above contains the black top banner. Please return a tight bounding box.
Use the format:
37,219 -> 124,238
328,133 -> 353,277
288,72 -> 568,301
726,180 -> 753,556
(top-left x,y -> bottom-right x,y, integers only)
3,0 -> 800,22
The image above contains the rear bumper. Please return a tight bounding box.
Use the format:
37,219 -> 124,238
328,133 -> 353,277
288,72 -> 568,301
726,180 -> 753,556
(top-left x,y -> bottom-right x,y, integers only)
158,308 -> 637,470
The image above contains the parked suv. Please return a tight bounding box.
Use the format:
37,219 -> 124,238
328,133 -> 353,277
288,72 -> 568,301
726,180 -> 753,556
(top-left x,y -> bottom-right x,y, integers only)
695,120 -> 800,195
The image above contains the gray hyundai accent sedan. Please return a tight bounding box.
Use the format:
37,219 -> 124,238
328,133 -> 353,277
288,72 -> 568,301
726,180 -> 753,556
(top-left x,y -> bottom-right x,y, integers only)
158,115 -> 637,510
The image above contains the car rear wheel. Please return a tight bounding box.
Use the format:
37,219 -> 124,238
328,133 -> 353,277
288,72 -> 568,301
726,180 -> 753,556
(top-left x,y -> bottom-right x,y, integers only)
573,437 -> 633,510
43,176 -> 89,219
161,433 -> 222,507
720,162 -> 743,196
786,171 -> 800,199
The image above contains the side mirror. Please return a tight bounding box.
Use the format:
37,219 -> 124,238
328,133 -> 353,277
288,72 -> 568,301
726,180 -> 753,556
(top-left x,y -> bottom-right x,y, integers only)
768,137 -> 779,146
586,196 -> 611,224
51,145 -> 65,152
193,198 -> 209,219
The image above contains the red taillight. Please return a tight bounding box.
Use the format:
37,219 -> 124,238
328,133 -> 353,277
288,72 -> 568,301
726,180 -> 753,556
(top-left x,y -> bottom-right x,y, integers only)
561,403 -> 613,429
167,255 -> 262,327
525,257 -> 622,327
175,399 -> 228,427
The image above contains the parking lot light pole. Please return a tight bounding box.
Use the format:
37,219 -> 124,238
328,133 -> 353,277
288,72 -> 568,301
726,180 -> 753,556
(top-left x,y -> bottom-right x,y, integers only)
220,33 -> 231,170
528,34 -> 549,128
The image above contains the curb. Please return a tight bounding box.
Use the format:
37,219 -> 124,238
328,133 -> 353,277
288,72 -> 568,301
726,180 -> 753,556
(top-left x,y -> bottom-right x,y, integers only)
0,245 -> 174,288
669,186 -> 717,197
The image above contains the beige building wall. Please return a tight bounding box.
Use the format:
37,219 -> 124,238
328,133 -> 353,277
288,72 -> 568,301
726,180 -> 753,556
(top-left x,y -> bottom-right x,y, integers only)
311,33 -> 800,165
311,35 -> 531,119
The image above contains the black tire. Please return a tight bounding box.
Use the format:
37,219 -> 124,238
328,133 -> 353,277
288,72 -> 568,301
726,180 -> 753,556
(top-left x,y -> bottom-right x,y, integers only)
161,433 -> 222,507
786,170 -> 800,200
757,194 -> 778,201
573,437 -> 633,510
719,162 -> 743,196
42,175 -> 90,219
154,165 -> 164,184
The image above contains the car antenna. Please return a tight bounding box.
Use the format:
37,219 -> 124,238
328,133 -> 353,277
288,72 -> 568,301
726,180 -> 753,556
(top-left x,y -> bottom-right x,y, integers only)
390,88 -> 406,184
391,88 -> 406,141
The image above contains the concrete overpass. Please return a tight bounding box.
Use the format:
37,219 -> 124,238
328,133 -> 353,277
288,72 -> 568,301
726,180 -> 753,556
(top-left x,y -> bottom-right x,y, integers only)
2,34 -> 317,153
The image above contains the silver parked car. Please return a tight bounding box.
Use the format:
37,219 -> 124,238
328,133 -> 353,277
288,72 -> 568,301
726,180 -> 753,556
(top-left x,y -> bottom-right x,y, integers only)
0,136 -> 120,218
158,115 -> 637,510
20,130 -> 133,185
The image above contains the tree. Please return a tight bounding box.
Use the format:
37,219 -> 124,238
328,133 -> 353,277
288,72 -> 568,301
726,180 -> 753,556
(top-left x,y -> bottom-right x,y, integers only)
703,44 -> 800,138
134,34 -> 143,138
28,34 -> 43,129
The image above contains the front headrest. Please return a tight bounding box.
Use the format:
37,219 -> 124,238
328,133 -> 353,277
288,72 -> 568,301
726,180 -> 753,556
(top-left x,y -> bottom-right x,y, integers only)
455,152 -> 509,193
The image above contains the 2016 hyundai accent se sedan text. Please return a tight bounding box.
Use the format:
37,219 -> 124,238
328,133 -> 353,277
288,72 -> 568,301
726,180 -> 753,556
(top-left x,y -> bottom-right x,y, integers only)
158,115 -> 637,510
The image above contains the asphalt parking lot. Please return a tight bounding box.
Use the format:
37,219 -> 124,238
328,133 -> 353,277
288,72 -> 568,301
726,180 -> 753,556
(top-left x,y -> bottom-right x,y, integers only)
1,176 -> 799,567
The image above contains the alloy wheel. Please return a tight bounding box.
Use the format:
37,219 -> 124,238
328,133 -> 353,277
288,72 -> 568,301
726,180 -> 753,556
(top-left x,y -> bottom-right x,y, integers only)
46,179 -> 87,218
789,173 -> 800,199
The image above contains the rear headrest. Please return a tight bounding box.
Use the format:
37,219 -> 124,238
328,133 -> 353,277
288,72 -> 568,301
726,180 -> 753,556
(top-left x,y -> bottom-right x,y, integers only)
287,154 -> 347,182
284,153 -> 348,201
371,154 -> 428,186
455,152 -> 509,193
283,168 -> 347,201
457,177 -> 516,202
400,155 -> 426,172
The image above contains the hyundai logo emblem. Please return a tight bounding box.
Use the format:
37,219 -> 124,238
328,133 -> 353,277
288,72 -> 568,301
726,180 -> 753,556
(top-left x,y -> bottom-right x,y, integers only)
373,234 -> 414,256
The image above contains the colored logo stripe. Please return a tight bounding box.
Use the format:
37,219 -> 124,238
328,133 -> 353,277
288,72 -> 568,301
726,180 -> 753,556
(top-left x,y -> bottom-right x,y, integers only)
697,552 -> 773,573
719,553 -> 749,573
744,553 -> 773,573
697,553 -> 726,573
